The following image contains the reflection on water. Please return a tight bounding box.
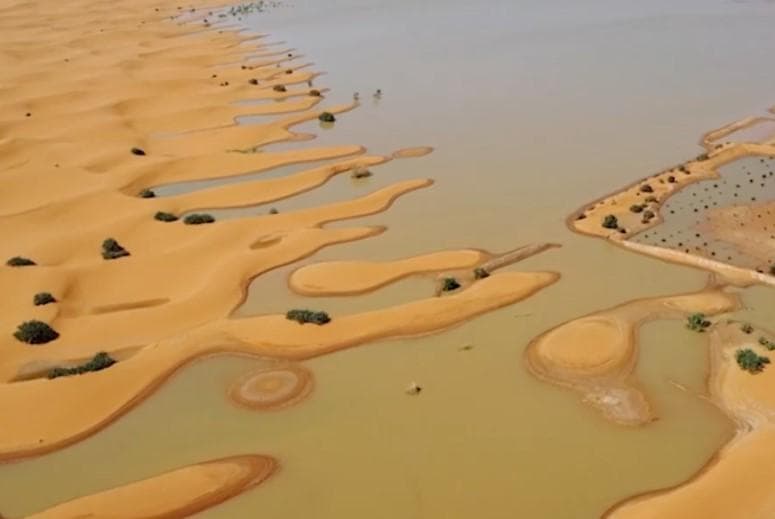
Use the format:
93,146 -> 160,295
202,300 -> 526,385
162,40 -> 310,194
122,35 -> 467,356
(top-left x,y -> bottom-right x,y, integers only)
3,0 -> 775,517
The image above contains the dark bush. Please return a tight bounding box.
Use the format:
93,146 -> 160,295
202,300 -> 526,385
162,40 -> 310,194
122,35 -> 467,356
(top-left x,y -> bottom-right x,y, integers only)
286,309 -> 331,325
639,184 -> 653,193
351,167 -> 372,179
629,204 -> 644,214
48,352 -> 116,379
769,265 -> 775,276
686,313 -> 711,332
741,323 -> 754,334
6,256 -> 36,267
248,78 -> 258,85
473,267 -> 490,280
644,196 -> 658,203
667,176 -> 676,183
602,215 -> 618,229
138,188 -> 155,198
736,348 -> 770,374
14,320 -> 59,344
272,84 -> 287,92
102,238 -> 130,260
642,210 -> 655,221
131,147 -> 146,156
758,336 -> 775,351
33,292 -> 56,306
441,277 -> 461,292
318,112 -> 336,123
183,213 -> 215,225
269,208 -> 279,215
154,211 -> 179,222
309,89 -> 321,97
696,153 -> 709,161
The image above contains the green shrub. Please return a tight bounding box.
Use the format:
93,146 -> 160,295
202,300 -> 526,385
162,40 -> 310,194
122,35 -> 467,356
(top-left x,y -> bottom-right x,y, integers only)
272,84 -> 287,92
154,211 -> 179,222
639,184 -> 653,193
741,323 -> 754,334
686,313 -> 711,332
735,348 -> 770,374
47,352 -> 116,379
269,207 -> 279,215
6,256 -> 36,267
602,215 -> 618,229
138,188 -> 155,198
473,267 -> 490,280
33,292 -> 56,306
629,204 -> 644,213
102,238 -> 130,260
441,277 -> 461,292
183,213 -> 215,225
318,112 -> 336,123
696,153 -> 709,161
286,309 -> 331,325
758,336 -> 775,351
13,320 -> 59,344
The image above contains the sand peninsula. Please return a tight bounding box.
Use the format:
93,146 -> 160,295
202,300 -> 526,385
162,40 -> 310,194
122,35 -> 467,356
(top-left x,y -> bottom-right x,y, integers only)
523,107 -> 775,516
0,0 -> 562,512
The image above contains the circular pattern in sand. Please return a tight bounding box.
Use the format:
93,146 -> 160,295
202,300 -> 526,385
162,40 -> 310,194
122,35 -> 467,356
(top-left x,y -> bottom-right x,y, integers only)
392,146 -> 434,159
228,364 -> 313,411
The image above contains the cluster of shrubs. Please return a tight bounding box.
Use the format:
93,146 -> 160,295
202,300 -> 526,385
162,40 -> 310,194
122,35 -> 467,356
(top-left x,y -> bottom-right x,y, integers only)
33,292 -> 56,306
758,336 -> 775,351
602,214 -> 619,230
741,323 -> 754,334
6,256 -> 36,267
48,352 -> 117,379
441,277 -> 461,292
138,188 -> 155,198
273,85 -> 287,92
154,211 -> 179,222
102,238 -> 130,260
736,348 -> 770,374
14,320 -> 59,344
686,313 -> 711,332
286,309 -> 331,325
183,213 -> 215,225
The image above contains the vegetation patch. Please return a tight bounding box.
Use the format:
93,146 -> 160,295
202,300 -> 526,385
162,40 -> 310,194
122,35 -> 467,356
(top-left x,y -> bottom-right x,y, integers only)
629,204 -> 644,213
33,292 -> 56,306
154,211 -> 179,222
441,277 -> 461,292
286,309 -> 331,325
48,352 -> 117,379
736,348 -> 770,374
130,147 -> 146,156
758,336 -> 775,351
102,238 -> 130,260
686,313 -> 711,332
741,323 -> 754,334
6,256 -> 36,267
601,215 -> 618,229
309,89 -> 321,97
318,112 -> 336,123
183,213 -> 216,225
473,267 -> 490,280
272,85 -> 287,92
138,188 -> 155,198
14,320 -> 59,344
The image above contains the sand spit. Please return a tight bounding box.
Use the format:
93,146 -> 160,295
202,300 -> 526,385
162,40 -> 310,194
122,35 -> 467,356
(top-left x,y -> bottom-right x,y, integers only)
0,0 -> 560,466
26,454 -> 276,518
608,321 -> 775,518
526,287 -> 739,425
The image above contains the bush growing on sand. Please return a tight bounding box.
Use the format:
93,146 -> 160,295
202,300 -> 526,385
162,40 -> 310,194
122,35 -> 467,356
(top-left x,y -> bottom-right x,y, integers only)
441,277 -> 461,292
758,336 -> 775,351
629,204 -> 644,213
14,320 -> 59,344
769,265 -> 775,276
736,348 -> 770,374
183,213 -> 215,225
6,256 -> 36,267
130,147 -> 146,156
138,188 -> 155,198
601,215 -> 618,229
273,85 -> 287,92
639,184 -> 654,193
309,89 -> 321,97
154,211 -> 179,222
33,292 -> 56,306
696,153 -> 709,161
474,267 -> 490,280
686,313 -> 711,332
248,78 -> 258,85
102,238 -> 130,260
318,112 -> 336,123
47,352 -> 116,379
741,323 -> 754,334
286,309 -> 331,325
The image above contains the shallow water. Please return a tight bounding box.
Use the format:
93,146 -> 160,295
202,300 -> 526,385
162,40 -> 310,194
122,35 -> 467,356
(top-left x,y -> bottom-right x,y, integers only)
4,0 -> 775,517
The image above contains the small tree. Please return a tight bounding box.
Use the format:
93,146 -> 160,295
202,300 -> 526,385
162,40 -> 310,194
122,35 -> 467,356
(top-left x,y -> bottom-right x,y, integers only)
33,292 -> 57,306
473,267 -> 490,280
441,277 -> 461,292
183,213 -> 215,225
686,313 -> 711,332
14,320 -> 59,344
736,348 -> 770,374
6,256 -> 36,267
318,112 -> 336,123
602,215 -> 618,229
102,238 -> 130,260
741,323 -> 754,334
286,309 -> 331,325
154,211 -> 179,222
138,188 -> 155,198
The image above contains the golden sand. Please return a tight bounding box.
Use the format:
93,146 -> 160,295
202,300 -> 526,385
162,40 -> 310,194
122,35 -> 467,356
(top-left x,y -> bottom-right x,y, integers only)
526,287 -> 739,425
26,455 -> 276,518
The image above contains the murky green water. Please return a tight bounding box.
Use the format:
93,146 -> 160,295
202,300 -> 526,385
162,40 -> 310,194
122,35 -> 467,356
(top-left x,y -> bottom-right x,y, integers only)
4,0 -> 775,517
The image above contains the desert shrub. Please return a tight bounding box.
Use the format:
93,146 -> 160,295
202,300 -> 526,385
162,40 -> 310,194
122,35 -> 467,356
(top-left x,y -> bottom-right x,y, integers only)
272,84 -> 287,92
154,211 -> 179,222
130,147 -> 146,156
639,184 -> 653,193
33,292 -> 56,306
686,313 -> 711,332
741,323 -> 754,334
138,188 -> 155,198
602,215 -> 618,229
769,265 -> 775,276
441,277 -> 461,292
309,89 -> 321,97
102,238 -> 130,260
318,112 -> 336,123
13,320 -> 59,344
48,352 -> 116,379
758,336 -> 775,351
286,309 -> 331,325
183,213 -> 215,225
736,348 -> 770,374
6,256 -> 36,267
248,78 -> 258,85
351,167 -> 372,179
696,153 -> 709,161
269,208 -> 279,215
629,204 -> 644,213
667,176 -> 676,183
642,210 -> 655,219
473,267 -> 490,280
644,196 -> 658,203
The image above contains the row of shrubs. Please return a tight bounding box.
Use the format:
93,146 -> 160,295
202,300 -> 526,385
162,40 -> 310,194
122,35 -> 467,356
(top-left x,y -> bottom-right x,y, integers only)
286,309 -> 330,325
48,352 -> 117,379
